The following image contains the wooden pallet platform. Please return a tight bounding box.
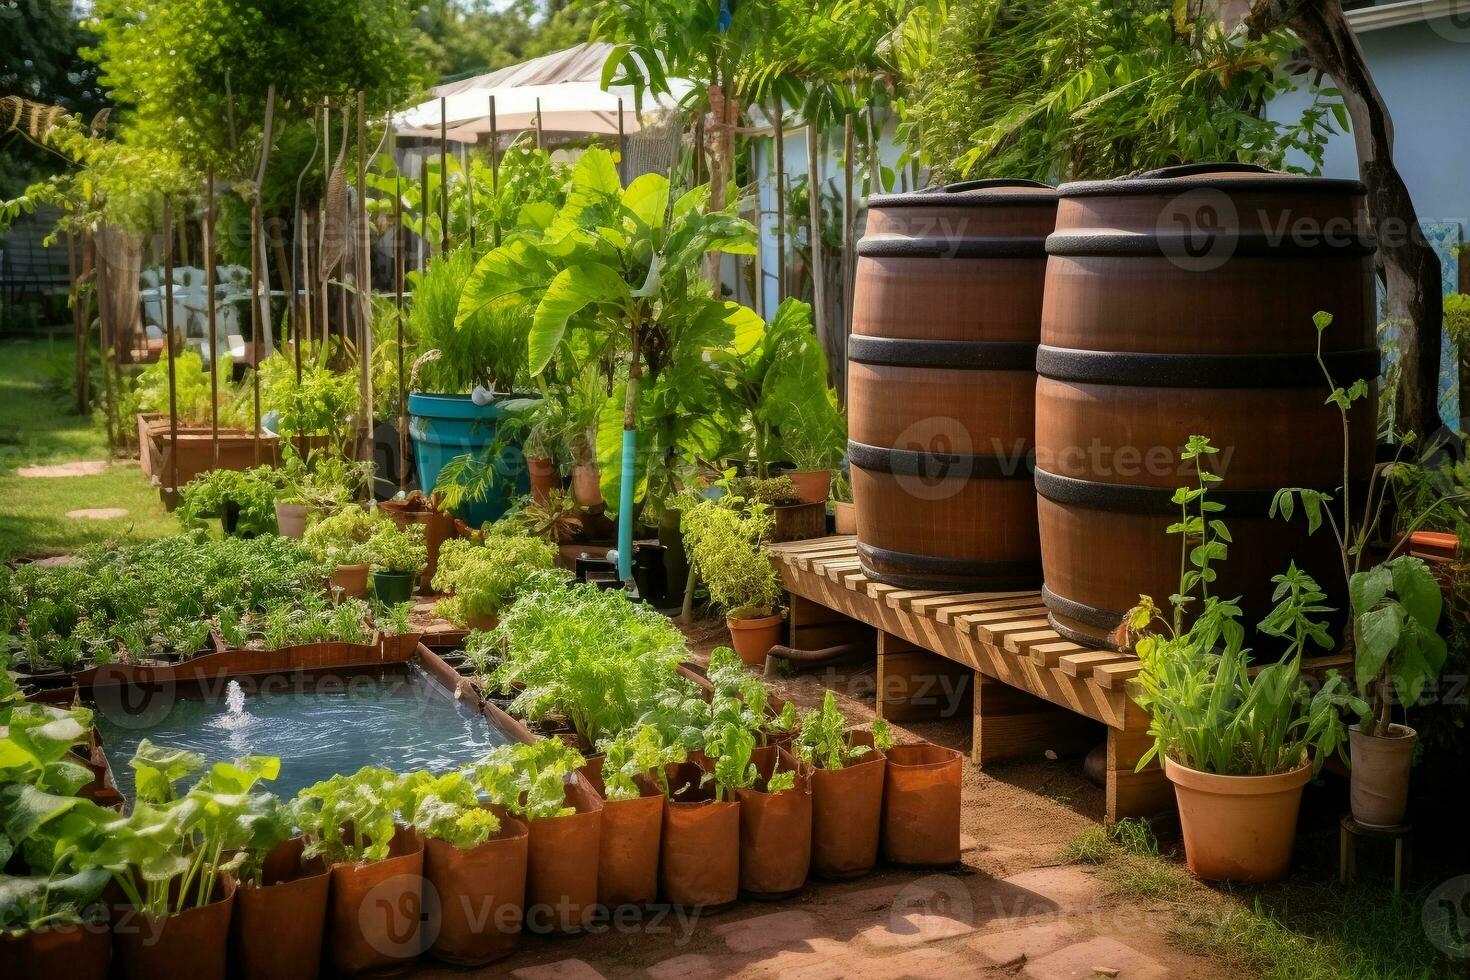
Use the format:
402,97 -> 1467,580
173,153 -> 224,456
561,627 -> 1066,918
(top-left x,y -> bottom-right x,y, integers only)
770,535 -> 1170,822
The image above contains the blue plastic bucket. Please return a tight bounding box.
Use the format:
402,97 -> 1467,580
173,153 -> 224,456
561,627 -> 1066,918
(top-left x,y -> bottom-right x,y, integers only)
407,392 -> 530,528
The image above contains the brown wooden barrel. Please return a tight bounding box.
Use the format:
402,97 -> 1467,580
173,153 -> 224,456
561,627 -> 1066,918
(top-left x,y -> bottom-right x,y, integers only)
1035,165 -> 1378,649
849,180 -> 1058,590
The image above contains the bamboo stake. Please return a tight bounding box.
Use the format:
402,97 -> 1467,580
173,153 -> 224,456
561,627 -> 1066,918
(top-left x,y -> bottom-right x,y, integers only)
535,97 -> 543,150
320,102 -> 331,346
395,170 -> 407,492
164,197 -> 179,502
463,141 -> 476,250
439,96 -> 450,253
751,141 -> 764,318
250,196 -> 262,464
206,168 -> 220,467
489,95 -> 500,247
772,99 -> 785,303
66,232 -> 88,415
842,110 -> 854,403
806,123 -> 826,368
357,90 -> 372,471
617,97 -> 626,184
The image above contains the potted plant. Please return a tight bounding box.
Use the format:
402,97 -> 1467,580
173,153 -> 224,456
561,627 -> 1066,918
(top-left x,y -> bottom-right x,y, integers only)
293,767 -> 424,977
178,467 -> 279,537
593,724 -> 684,908
0,703 -> 113,979
777,394 -> 847,505
96,742 -> 282,980
229,797 -> 330,980
1344,555 -> 1446,826
430,534 -> 563,630
881,740 -> 965,867
831,471 -> 856,535
406,769 -> 528,966
795,692 -> 892,879
682,496 -> 785,667
365,519 -> 427,606
1131,436 -> 1360,882
303,506 -> 376,598
474,741 -> 600,935
378,490 -> 455,589
658,720 -> 744,909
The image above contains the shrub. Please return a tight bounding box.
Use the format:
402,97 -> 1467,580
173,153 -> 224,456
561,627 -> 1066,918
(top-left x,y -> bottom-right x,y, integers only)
303,506 -> 377,566
365,520 -> 427,576
430,534 -> 563,626
681,497 -> 782,619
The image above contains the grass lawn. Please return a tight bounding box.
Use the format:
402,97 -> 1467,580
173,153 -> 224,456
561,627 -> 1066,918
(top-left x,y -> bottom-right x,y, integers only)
0,333 -> 177,561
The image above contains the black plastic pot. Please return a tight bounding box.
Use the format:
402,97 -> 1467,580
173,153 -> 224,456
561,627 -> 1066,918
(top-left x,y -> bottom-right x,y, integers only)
372,571 -> 415,605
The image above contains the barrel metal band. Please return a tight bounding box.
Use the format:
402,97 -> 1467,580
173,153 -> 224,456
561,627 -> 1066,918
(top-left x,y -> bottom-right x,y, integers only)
1045,231 -> 1375,257
1035,345 -> 1381,388
1040,585 -> 1129,630
849,440 -> 1034,480
857,236 -> 1049,259
1034,469 -> 1282,516
849,336 -> 1037,371
858,541 -> 1041,587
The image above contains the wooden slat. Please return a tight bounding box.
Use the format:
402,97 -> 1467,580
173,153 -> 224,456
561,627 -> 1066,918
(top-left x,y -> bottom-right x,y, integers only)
1002,629 -> 1061,655
971,617 -> 1052,644
798,550 -> 858,572
934,596 -> 1044,626
810,555 -> 861,574
1029,641 -> 1086,667
1059,651 -> 1132,679
953,607 -> 1049,635
1093,662 -> 1142,689
770,535 -> 855,556
838,569 -> 868,591
883,589 -> 951,610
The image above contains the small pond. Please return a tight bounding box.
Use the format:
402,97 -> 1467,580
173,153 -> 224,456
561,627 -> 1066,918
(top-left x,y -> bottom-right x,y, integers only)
96,666 -> 511,805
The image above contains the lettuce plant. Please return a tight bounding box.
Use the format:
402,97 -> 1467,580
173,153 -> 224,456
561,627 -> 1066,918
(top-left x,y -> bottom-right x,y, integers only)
473,741 -> 585,821
303,506 -> 378,567
596,724 -> 686,801
293,766 -> 413,865
430,534 -> 563,627
405,770 -> 500,849
795,692 -> 893,771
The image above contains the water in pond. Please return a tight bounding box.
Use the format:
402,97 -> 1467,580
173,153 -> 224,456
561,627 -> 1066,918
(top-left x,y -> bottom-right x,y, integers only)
96,667 -> 511,805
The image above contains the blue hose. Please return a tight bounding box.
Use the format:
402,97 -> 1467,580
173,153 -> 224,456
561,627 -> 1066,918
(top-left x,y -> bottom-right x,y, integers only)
618,427 -> 636,581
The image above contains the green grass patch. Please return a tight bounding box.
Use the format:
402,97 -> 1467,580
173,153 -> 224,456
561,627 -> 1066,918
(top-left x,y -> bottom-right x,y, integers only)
0,335 -> 177,560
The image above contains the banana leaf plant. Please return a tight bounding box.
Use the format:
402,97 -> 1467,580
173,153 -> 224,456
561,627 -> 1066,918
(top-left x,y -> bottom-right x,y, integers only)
456,146 -> 758,576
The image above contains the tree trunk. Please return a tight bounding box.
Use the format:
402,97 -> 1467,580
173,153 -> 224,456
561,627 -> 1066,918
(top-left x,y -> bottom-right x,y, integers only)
704,82 -> 741,283
1246,0 -> 1444,438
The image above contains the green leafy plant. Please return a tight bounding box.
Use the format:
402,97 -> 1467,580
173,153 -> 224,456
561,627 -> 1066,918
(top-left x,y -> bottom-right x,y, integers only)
364,520 -> 427,576
1126,437 -> 1362,777
596,723 -> 687,801
681,496 -> 783,619
486,583 -> 688,747
795,692 -> 892,770
1350,556 -> 1447,737
293,766 -> 413,865
404,246 -> 531,395
430,534 -> 564,627
178,467 -> 281,537
473,741 -> 586,821
303,506 -> 377,566
404,770 -> 501,849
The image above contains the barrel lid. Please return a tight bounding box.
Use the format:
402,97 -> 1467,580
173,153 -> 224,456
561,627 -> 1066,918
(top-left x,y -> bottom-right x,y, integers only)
1057,163 -> 1365,198
868,178 -> 1058,208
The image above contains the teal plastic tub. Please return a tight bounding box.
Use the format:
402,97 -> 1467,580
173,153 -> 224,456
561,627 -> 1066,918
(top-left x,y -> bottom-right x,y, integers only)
407,392 -> 530,528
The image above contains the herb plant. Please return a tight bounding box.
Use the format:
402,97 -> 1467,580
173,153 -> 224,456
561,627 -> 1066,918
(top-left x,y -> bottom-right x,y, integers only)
795,692 -> 893,771
596,723 -> 686,801
473,741 -> 585,820
681,496 -> 782,619
430,534 -> 564,627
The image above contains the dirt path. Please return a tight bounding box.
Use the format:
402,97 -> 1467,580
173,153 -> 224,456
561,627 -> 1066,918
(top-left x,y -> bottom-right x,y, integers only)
416,623 -> 1228,979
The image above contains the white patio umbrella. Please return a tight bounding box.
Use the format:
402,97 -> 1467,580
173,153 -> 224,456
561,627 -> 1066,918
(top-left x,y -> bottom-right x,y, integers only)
395,79 -> 694,140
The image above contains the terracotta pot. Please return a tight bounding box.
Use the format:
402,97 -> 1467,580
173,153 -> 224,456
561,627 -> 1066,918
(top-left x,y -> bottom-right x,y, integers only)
659,762 -> 740,909
786,469 -> 831,504
1164,756 -> 1311,882
735,746 -> 811,898
571,464 -> 603,508
882,742 -> 964,866
0,921 -> 110,980
423,813 -> 529,967
525,780 -> 602,933
115,877 -> 236,980
810,733 -> 886,879
1406,530 -> 1458,562
1349,724 -> 1417,828
233,837 -> 329,980
727,613 -> 784,668
833,500 -> 856,535
597,781 -> 665,908
379,499 -> 455,590
528,456 -> 560,504
275,501 -> 308,538
331,563 -> 371,599
326,827 -> 424,977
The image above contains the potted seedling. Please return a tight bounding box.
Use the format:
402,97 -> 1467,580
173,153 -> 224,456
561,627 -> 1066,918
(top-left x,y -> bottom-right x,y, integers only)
0,703 -> 114,979
378,490 -> 456,589
682,497 -> 785,668
293,767 -> 425,977
656,718 -> 745,909
303,506 -> 377,598
431,535 -> 563,631
795,693 -> 892,879
366,519 -> 427,606
475,741 -> 600,934
1344,555 -> 1446,826
593,724 -> 685,908
1130,437 -> 1360,882
776,386 -> 846,505
94,742 -> 282,980
229,795 -> 330,980
406,769 -> 528,966
831,471 -> 856,535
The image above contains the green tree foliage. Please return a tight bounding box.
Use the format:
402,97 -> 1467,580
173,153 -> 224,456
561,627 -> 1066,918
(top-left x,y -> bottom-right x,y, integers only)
414,0 -> 595,83
84,0 -> 430,178
898,0 -> 1345,181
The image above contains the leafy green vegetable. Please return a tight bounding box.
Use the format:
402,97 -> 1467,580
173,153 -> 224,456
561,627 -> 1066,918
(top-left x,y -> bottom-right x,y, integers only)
597,724 -> 686,801
405,770 -> 501,849
795,692 -> 890,770
473,741 -> 585,821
